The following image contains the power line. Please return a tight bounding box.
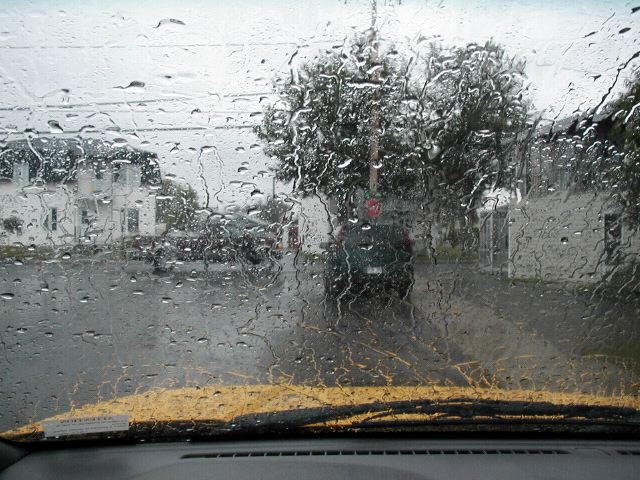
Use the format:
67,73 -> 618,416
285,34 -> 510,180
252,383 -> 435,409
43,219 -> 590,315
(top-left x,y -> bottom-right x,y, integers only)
1,125 -> 258,135
226,91 -> 274,97
0,39 -> 342,50
1,108 -> 262,114
0,97 -> 192,111
0,92 -> 276,111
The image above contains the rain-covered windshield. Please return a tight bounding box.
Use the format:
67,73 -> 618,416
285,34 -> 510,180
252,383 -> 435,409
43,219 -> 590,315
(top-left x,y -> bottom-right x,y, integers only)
1,0 -> 640,441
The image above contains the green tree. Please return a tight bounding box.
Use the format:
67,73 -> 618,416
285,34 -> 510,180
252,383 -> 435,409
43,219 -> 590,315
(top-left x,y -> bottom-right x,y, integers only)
2,216 -> 23,234
156,179 -> 200,232
256,36 -> 530,218
257,35 -> 412,216
257,196 -> 291,225
413,41 -> 530,212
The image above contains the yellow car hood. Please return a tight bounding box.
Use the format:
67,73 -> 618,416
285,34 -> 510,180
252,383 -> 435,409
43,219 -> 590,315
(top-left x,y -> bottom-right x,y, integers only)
4,384 -> 640,440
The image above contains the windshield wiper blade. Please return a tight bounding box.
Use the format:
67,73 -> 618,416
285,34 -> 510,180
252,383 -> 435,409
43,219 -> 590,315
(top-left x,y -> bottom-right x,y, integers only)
9,398 -> 639,442
226,398 -> 640,432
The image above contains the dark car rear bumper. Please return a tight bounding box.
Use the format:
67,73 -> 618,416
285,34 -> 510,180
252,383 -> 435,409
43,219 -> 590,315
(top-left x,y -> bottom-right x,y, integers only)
324,264 -> 414,296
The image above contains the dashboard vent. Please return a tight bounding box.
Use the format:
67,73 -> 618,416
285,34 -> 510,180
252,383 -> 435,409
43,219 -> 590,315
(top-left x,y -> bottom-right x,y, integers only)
617,450 -> 640,456
183,449 -> 568,459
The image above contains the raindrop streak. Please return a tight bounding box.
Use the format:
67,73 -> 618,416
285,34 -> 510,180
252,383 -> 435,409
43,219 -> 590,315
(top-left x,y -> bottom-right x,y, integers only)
48,120 -> 63,133
154,18 -> 185,28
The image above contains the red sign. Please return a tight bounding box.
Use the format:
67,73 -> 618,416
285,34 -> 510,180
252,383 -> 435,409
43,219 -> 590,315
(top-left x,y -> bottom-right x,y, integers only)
366,198 -> 381,218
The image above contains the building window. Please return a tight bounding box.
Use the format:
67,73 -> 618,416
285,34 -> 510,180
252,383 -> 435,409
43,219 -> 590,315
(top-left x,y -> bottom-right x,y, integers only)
604,213 -> 622,265
123,208 -> 139,233
47,208 -> 58,231
116,165 -> 141,187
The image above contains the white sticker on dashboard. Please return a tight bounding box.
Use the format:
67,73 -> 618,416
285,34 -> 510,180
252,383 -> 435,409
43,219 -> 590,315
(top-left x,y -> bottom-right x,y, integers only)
42,414 -> 129,437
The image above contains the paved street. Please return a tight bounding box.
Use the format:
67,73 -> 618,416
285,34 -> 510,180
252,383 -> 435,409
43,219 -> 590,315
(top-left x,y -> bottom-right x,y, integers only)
1,257 -> 639,432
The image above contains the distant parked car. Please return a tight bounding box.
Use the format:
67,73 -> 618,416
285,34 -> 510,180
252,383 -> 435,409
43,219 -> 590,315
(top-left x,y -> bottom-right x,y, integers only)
195,220 -> 262,264
324,222 -> 414,299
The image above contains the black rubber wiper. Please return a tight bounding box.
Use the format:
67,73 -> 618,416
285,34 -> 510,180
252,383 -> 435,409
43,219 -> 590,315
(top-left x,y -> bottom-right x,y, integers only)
227,398 -> 640,432
7,399 -> 640,443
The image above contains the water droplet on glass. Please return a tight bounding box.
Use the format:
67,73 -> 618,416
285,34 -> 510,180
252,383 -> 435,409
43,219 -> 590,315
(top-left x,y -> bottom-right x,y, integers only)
48,120 -> 63,133
154,18 -> 185,28
337,158 -> 352,169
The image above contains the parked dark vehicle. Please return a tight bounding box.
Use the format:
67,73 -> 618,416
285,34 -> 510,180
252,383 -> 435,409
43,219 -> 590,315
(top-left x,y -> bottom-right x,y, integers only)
192,220 -> 263,264
324,222 -> 414,298
173,235 -> 209,261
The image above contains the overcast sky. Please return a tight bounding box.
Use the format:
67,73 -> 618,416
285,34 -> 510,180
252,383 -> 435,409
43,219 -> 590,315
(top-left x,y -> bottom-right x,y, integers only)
0,0 -> 638,210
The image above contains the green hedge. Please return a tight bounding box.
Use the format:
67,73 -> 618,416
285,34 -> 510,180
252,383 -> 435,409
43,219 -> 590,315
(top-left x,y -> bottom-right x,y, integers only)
419,244 -> 479,263
0,245 -> 54,260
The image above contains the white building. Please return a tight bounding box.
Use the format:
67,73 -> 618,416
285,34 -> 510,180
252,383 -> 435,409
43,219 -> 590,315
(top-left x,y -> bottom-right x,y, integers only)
479,115 -> 640,282
508,192 -> 640,282
0,138 -> 160,248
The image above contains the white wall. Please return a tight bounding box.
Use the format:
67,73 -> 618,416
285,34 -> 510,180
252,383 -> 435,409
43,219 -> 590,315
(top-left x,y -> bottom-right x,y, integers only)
112,186 -> 157,238
508,192 -> 640,282
0,167 -> 157,247
0,182 -> 76,247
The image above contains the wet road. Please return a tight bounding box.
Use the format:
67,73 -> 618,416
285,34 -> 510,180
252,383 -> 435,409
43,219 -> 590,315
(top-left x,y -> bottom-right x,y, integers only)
1,257 -> 639,432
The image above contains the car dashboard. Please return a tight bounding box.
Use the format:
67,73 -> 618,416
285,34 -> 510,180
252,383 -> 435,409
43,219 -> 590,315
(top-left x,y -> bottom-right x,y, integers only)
1,437 -> 639,479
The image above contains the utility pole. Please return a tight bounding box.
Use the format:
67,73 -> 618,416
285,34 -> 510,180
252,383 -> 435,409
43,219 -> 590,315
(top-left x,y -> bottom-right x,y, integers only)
368,0 -> 380,194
